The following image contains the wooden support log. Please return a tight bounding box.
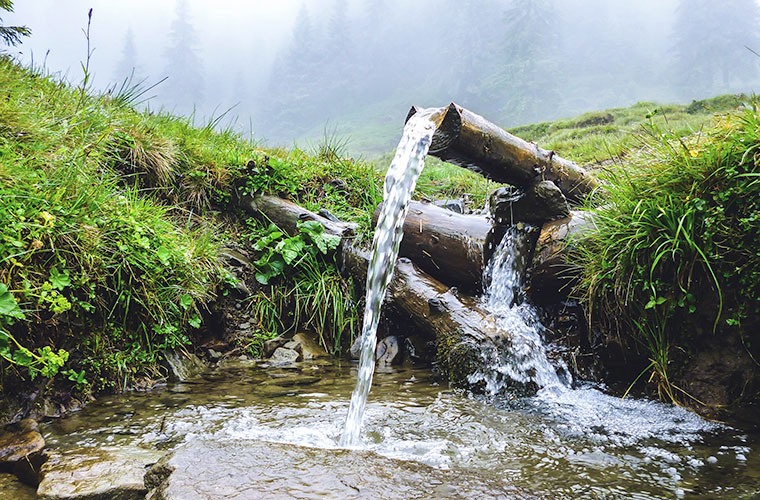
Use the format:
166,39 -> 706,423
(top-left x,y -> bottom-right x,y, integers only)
527,210 -> 594,305
490,181 -> 570,226
239,194 -> 524,392
340,243 -> 514,390
239,194 -> 357,239
407,103 -> 598,203
372,200 -> 494,292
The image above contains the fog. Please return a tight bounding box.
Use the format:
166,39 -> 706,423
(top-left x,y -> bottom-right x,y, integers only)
4,0 -> 760,154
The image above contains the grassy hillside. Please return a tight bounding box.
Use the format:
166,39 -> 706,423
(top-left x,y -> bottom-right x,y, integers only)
0,57 -> 383,414
0,53 -> 756,419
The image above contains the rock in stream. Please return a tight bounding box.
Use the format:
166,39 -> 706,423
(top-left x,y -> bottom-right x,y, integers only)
144,439 -> 532,500
37,446 -> 163,500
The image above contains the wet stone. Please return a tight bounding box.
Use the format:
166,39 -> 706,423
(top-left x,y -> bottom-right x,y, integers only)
0,418 -> 45,469
433,198 -> 465,214
144,439 -> 526,500
263,336 -> 288,358
283,340 -> 303,355
490,181 -> 570,225
37,446 -> 164,500
291,332 -> 329,360
270,347 -> 300,364
376,336 -> 401,366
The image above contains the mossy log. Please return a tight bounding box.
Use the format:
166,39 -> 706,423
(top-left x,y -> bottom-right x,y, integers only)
340,243 -> 510,390
527,210 -> 594,304
407,103 -> 598,202
372,200 -> 494,292
240,194 -> 357,239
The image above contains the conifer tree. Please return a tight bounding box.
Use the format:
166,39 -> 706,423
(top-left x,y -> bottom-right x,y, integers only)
162,0 -> 205,115
114,28 -> 142,83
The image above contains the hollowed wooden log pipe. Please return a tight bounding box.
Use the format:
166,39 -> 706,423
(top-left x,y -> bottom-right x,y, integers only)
407,103 -> 598,203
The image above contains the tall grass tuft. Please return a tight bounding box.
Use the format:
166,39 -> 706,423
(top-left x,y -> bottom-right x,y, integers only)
572,98 -> 760,402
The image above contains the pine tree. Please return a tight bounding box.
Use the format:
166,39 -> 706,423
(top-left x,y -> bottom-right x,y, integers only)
487,0 -> 561,124
0,0 -> 30,46
114,28 -> 142,84
162,0 -> 205,115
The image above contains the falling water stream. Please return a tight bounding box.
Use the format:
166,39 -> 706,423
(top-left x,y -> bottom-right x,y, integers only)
341,109 -> 439,445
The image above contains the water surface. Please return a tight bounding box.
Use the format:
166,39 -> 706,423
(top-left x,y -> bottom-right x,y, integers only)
38,359 -> 759,500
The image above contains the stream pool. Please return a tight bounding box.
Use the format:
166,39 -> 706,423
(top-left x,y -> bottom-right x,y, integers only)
9,358 -> 760,499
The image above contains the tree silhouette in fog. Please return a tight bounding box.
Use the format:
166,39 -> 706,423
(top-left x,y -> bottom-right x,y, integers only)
162,0 -> 204,115
114,28 -> 143,85
672,0 -> 760,98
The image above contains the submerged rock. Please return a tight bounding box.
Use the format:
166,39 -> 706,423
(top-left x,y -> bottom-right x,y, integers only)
0,472 -> 36,499
144,439 -> 529,500
0,418 -> 44,470
37,446 -> 163,500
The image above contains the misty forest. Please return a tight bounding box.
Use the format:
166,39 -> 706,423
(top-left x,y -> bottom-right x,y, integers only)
1,1 -> 760,499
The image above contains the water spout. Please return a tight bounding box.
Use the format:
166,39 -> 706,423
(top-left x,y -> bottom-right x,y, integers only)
341,108 -> 442,446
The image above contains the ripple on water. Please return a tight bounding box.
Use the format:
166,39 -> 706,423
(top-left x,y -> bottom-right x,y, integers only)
39,363 -> 759,500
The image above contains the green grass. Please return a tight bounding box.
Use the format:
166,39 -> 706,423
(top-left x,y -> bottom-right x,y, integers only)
0,56 -> 379,401
571,98 -> 760,404
0,56 -> 234,393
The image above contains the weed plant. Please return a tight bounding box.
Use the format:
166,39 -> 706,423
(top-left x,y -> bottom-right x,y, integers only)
572,99 -> 760,402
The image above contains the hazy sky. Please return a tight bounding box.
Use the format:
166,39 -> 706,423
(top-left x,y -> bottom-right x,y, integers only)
4,1 -> 314,88
4,1 -> 760,153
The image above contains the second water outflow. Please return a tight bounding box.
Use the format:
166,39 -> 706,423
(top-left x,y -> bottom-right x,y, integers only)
474,226 -> 571,394
341,109 -> 440,446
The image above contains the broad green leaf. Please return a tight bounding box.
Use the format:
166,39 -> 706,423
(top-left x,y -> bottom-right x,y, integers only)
189,314 -> 201,329
0,331 -> 11,358
12,347 -> 34,366
179,294 -> 193,310
277,237 -> 305,265
49,268 -> 71,291
0,284 -> 24,320
157,245 -> 171,266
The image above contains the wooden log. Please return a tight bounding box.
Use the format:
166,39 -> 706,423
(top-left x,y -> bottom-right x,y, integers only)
372,200 -> 495,292
240,194 -> 526,392
407,103 -> 598,202
527,210 -> 594,304
489,181 -> 570,225
239,194 -> 357,239
340,243 -> 515,391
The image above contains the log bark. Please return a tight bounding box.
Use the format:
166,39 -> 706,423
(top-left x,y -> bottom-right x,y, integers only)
340,243 -> 514,390
527,210 -> 594,304
240,194 -> 357,239
407,103 -> 598,203
490,181 -> 570,226
372,200 -> 494,292
240,193 -> 523,391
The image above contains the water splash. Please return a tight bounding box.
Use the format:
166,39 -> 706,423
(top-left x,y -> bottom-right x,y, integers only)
341,109 -> 440,446
471,226 -> 571,393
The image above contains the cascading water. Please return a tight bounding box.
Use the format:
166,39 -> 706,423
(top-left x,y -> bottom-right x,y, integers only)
472,225 -> 571,394
341,109 -> 440,446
